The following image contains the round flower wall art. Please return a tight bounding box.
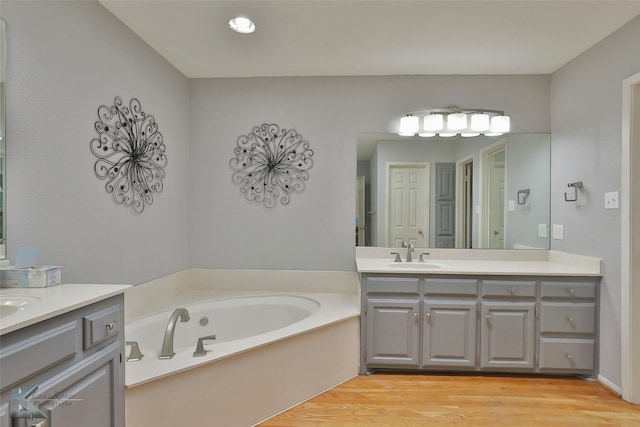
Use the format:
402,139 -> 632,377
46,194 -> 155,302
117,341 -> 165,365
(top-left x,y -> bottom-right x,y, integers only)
90,97 -> 167,214
229,124 -> 314,208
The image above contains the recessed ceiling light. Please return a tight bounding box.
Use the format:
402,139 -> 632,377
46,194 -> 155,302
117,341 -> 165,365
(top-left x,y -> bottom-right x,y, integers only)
229,16 -> 255,34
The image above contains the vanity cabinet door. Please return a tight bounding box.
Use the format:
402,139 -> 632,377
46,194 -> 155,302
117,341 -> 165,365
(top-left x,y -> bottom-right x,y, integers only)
480,302 -> 536,370
422,301 -> 477,368
365,299 -> 420,368
21,342 -> 121,427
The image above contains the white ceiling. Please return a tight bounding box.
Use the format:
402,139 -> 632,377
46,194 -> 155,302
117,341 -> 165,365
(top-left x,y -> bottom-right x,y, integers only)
100,0 -> 640,78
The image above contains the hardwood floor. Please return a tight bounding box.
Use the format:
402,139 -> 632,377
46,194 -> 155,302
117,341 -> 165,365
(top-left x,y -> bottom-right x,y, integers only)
258,373 -> 640,426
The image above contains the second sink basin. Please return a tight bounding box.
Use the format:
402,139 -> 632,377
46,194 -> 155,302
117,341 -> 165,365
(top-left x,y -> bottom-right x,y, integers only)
0,294 -> 41,318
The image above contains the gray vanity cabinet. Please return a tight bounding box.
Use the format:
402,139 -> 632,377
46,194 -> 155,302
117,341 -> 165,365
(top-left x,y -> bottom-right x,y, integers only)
422,278 -> 478,369
0,295 -> 125,427
364,276 -> 421,369
480,280 -> 536,370
360,274 -> 599,377
537,280 -> 597,373
480,302 -> 536,369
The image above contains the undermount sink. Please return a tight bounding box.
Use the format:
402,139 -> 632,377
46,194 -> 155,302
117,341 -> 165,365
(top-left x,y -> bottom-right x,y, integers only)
0,294 -> 41,318
387,262 -> 445,269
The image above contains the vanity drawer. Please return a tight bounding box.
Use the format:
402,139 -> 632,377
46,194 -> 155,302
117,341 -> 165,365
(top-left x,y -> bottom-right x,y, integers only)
424,278 -> 478,296
0,321 -> 78,390
366,276 -> 420,296
481,280 -> 536,298
539,302 -> 596,334
538,338 -> 595,371
541,281 -> 596,299
83,305 -> 121,350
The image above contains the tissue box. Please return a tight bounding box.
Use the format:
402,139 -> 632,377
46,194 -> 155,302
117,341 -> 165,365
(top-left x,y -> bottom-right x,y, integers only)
0,265 -> 62,288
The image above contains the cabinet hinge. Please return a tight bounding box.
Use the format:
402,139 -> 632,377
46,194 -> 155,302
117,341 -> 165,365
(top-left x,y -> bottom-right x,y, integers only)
120,352 -> 123,363
364,305 -> 367,315
363,351 -> 367,360
535,305 -> 539,319
476,305 -> 480,318
535,353 -> 538,365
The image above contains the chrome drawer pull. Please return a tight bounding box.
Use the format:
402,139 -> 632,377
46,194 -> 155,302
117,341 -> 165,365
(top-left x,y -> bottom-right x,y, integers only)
106,321 -> 116,331
566,353 -> 574,361
508,287 -> 515,295
568,288 -> 575,296
567,317 -> 575,325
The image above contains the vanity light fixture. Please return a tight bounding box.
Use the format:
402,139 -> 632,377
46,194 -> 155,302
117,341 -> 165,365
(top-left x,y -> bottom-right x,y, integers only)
398,107 -> 511,138
228,16 -> 256,34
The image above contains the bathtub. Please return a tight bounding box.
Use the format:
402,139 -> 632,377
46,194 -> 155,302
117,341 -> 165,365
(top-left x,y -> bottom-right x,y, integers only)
127,295 -> 320,357
124,270 -> 360,427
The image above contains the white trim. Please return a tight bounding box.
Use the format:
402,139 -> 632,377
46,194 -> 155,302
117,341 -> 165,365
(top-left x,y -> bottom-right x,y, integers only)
621,71 -> 640,404
598,374 -> 623,397
455,154 -> 474,248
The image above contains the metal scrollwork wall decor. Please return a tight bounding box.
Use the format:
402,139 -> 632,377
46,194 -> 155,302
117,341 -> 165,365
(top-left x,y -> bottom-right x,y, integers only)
230,123 -> 314,208
90,96 -> 167,214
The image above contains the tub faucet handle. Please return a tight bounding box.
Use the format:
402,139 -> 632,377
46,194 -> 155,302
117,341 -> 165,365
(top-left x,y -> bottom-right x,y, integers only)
193,335 -> 217,357
419,252 -> 430,262
390,252 -> 402,263
125,341 -> 144,362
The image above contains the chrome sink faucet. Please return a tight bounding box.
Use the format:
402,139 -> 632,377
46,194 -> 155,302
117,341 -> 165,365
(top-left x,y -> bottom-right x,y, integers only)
406,243 -> 414,262
159,308 -> 190,359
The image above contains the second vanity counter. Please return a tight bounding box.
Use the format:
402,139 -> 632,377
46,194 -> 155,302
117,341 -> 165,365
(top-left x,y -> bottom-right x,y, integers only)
0,283 -> 131,335
356,248 -> 602,276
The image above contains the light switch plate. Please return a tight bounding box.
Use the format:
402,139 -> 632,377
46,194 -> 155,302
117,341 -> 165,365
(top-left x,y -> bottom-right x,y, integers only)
552,224 -> 564,240
605,191 -> 619,209
538,224 -> 548,238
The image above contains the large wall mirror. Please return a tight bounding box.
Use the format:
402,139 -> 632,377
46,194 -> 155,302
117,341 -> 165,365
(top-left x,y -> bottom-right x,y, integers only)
356,133 -> 551,250
0,18 -> 5,259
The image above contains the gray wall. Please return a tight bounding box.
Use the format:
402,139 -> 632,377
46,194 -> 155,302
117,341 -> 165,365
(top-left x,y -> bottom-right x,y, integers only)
2,1 -> 190,284
189,76 -> 550,270
505,134 -> 551,249
550,14 -> 640,388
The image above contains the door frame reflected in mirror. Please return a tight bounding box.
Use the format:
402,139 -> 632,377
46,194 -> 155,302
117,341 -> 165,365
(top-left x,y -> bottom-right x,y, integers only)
356,133 -> 550,250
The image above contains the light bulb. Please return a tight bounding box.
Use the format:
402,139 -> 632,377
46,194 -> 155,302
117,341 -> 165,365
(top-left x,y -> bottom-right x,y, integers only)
398,115 -> 419,136
423,114 -> 444,132
447,113 -> 467,131
470,113 -> 490,132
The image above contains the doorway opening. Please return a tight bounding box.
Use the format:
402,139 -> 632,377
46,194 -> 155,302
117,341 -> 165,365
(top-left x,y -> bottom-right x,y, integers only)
456,155 -> 474,248
479,139 -> 507,249
621,71 -> 640,404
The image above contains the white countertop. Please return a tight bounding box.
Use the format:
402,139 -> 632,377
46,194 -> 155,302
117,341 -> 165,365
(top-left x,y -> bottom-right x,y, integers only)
0,283 -> 131,335
355,248 -> 602,276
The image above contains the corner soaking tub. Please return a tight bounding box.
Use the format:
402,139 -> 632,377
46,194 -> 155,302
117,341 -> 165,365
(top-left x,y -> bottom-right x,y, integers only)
125,294 -> 321,386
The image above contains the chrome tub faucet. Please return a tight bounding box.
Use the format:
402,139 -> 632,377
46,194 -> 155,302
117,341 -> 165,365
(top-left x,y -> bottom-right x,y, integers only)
159,308 -> 190,359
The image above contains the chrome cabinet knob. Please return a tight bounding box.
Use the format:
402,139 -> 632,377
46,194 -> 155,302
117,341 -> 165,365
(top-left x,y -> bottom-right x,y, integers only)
485,314 -> 491,321
107,321 -> 116,331
425,312 -> 431,319
567,317 -> 575,325
566,354 -> 574,361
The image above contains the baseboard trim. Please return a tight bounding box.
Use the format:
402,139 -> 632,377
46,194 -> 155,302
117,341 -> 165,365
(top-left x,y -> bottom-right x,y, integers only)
598,374 -> 622,396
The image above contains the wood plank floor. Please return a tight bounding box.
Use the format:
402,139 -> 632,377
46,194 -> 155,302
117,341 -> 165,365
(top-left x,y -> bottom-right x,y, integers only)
258,373 -> 640,426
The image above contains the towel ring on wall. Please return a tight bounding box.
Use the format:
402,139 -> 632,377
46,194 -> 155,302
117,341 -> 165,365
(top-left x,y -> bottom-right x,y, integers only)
564,181 -> 583,202
517,189 -> 530,205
